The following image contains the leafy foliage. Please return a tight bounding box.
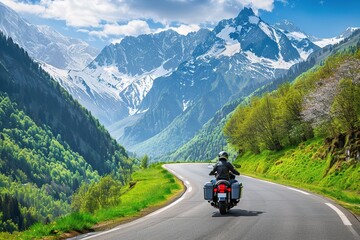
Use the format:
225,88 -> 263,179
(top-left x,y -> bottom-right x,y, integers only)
330,78 -> 360,132
0,33 -> 134,231
234,138 -> 360,213
228,46 -> 360,214
0,32 -> 130,177
4,165 -> 182,239
170,33 -> 360,162
225,47 -> 360,152
71,176 -> 122,213
141,155 -> 149,169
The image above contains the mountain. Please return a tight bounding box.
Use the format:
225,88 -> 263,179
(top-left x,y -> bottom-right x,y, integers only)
312,27 -> 360,48
167,28 -> 360,162
274,20 -> 320,60
0,32 -> 131,175
46,29 -> 211,126
0,2 -> 99,70
3,4 -> 321,159
0,31 -> 133,230
118,8 -> 320,157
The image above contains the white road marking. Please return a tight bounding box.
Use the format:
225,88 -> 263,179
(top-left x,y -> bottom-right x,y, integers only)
242,176 -> 276,185
81,226 -> 122,239
185,180 -> 190,185
286,187 -> 310,195
325,203 -> 352,226
147,192 -> 186,217
243,175 -> 356,234
243,176 -> 311,195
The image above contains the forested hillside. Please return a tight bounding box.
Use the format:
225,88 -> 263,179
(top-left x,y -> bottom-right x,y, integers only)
224,46 -> 360,209
0,94 -> 99,231
0,32 -> 133,232
224,46 -> 360,153
164,30 -> 360,162
0,32 -> 130,176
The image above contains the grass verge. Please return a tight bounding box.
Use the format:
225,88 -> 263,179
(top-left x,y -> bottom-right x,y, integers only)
2,164 -> 184,239
234,139 -> 360,216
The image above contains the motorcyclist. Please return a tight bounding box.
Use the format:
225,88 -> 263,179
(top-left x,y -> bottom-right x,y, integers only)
209,151 -> 240,183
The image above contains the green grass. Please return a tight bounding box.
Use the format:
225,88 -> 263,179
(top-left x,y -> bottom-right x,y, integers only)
235,138 -> 360,215
1,164 -> 183,239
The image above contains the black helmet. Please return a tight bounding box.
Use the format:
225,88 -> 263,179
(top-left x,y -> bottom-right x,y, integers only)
218,151 -> 228,160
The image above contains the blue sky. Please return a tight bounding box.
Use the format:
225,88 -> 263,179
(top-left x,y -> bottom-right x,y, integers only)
260,0 -> 360,38
1,0 -> 359,49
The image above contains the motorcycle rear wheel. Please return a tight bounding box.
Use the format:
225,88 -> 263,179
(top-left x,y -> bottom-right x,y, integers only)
219,201 -> 227,214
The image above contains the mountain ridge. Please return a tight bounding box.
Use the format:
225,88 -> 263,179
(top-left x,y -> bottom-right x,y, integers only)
0,2 -> 99,70
0,31 -> 133,230
1,2 -> 355,160
165,29 -> 360,162
117,7 -> 319,157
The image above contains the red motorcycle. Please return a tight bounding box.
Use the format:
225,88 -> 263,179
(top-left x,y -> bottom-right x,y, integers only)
204,179 -> 242,214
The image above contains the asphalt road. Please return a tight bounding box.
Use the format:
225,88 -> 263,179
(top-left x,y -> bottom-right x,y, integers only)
72,163 -> 360,240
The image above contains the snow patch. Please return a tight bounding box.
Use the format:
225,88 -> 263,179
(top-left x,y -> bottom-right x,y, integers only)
219,43 -> 241,57
214,26 -> 241,57
216,26 -> 238,44
287,31 -> 308,40
314,37 -> 344,48
245,51 -> 300,69
182,99 -> 191,111
259,22 -> 274,39
249,16 -> 260,25
201,44 -> 225,58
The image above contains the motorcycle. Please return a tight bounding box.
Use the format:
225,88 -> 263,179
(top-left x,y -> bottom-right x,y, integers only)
204,175 -> 243,214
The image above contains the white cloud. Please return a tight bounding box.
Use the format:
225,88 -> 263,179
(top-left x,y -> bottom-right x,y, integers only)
1,0 -> 45,14
90,20 -> 152,38
240,0 -> 275,12
166,24 -> 201,35
1,0 -> 282,37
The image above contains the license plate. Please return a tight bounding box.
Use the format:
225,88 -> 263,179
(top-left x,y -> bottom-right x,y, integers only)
218,193 -> 226,198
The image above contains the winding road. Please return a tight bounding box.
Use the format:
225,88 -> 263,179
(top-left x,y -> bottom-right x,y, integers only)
71,163 -> 360,240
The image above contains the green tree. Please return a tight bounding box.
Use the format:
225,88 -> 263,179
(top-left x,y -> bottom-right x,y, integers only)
331,78 -> 360,132
250,95 -> 282,151
72,176 -> 122,213
141,155 -> 149,169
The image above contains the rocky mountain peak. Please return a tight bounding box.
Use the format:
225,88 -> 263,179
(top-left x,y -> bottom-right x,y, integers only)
274,20 -> 302,33
0,2 -> 99,70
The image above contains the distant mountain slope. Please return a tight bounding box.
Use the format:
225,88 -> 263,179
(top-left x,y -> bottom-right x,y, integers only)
312,27 -> 360,48
47,29 -> 211,126
0,31 -> 133,230
226,45 -> 360,157
0,94 -> 99,228
166,28 -> 360,162
119,8 -> 320,157
274,20 -> 320,60
0,2 -> 99,70
0,32 -> 131,176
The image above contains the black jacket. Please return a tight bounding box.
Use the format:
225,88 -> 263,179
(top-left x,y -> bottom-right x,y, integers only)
209,159 -> 240,180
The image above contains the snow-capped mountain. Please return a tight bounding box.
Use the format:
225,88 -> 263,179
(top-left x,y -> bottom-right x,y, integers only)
274,20 -> 320,60
312,27 -> 360,48
48,29 -> 211,125
118,8 -> 320,156
1,1 -> 338,158
0,2 -> 99,70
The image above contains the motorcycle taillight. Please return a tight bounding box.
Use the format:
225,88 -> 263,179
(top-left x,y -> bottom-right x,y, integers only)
218,184 -> 227,193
